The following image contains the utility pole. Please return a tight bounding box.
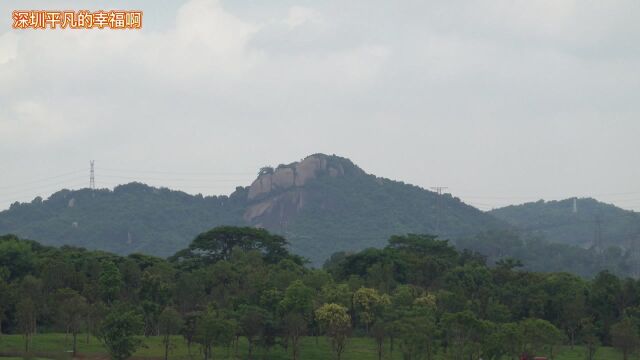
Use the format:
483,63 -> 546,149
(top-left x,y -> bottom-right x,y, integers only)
430,186 -> 448,234
90,160 -> 95,190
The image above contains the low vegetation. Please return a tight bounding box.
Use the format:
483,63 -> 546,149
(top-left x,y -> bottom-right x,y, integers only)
0,333 -> 629,360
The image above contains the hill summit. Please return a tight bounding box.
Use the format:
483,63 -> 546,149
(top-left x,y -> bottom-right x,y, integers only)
240,154 -> 507,262
244,154 -> 363,228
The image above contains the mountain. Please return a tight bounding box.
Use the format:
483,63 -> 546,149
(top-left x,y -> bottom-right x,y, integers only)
489,198 -> 640,250
0,154 -> 506,265
242,154 -> 507,263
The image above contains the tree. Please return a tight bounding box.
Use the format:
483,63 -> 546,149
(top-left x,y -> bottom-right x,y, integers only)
171,227 -> 292,266
282,313 -> 306,360
562,290 -> 586,348
503,323 -> 523,360
15,274 -> 42,348
205,261 -> 241,309
0,274 -> 10,335
141,300 -> 162,337
119,258 -> 142,302
158,307 -> 183,360
442,311 -> 487,360
42,259 -> 81,294
482,322 -> 522,360
353,287 -> 386,333
580,318 -> 599,360
543,273 -> 586,348
520,318 -> 565,359
99,261 -> 123,304
443,264 -> 493,303
97,307 -> 144,360
392,307 -> 438,360
0,236 -> 35,280
174,271 -> 205,314
140,264 -> 174,335
85,301 -> 107,344
16,298 -> 37,352
611,317 -> 640,360
386,234 -> 458,288
316,303 -> 351,360
55,289 -> 87,356
371,321 -> 387,360
238,305 -> 268,359
590,271 -> 622,342
321,283 -> 352,308
194,311 -> 235,360
280,280 -> 313,360
182,312 -> 200,356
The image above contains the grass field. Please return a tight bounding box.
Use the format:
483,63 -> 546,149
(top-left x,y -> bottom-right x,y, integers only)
0,333 -> 626,360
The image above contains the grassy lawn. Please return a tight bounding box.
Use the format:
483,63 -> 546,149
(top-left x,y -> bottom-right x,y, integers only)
0,334 -> 626,360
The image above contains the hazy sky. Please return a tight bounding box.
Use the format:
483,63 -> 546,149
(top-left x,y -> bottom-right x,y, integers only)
1,0 -> 640,211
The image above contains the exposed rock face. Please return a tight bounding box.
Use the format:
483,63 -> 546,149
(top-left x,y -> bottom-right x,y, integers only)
294,156 -> 327,187
244,154 -> 350,227
247,174 -> 273,200
245,190 -> 306,229
247,155 -> 342,201
272,167 -> 295,189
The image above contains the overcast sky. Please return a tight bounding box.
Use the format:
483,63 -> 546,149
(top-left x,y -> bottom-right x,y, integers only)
1,0 -> 640,212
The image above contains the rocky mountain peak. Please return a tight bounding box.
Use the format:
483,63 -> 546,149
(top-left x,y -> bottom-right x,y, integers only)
247,154 -> 355,201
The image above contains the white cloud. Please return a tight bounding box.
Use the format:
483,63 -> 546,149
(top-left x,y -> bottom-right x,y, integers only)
284,6 -> 323,29
0,0 -> 389,149
0,0 -> 639,210
165,0 -> 261,75
0,32 -> 17,65
1,101 -> 63,144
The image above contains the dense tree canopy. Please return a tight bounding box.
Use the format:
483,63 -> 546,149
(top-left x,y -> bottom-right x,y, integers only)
2,229 -> 640,360
170,226 -> 296,267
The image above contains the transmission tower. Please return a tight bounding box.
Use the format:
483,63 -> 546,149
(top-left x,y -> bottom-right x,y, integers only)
90,160 -> 95,190
430,186 -> 448,234
594,214 -> 603,253
430,187 -> 448,195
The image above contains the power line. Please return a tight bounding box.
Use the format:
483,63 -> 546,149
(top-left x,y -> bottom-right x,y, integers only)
454,191 -> 640,201
98,174 -> 251,183
0,169 -> 85,190
608,197 -> 640,203
0,176 -> 87,198
99,167 -> 254,176
0,181 -> 88,204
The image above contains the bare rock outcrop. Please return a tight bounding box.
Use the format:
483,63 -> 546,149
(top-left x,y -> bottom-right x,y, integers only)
244,154 -> 352,226
247,155 -> 339,201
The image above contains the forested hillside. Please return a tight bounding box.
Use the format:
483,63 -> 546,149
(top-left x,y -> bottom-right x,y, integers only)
1,229 -> 640,360
0,154 -> 506,265
490,198 -> 640,250
0,183 -> 247,256
454,230 -> 640,278
2,154 -> 640,273
244,154 -> 507,263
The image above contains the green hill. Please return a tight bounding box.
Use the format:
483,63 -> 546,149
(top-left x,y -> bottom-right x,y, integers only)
489,198 -> 640,250
0,154 -> 506,265
0,182 -> 247,256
